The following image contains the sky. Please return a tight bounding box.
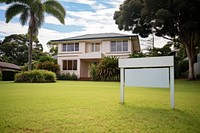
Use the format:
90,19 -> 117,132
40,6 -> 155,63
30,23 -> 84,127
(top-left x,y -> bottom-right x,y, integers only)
0,0 -> 168,52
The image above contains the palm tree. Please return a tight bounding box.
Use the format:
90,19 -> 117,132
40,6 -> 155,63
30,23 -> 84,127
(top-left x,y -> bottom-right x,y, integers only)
1,0 -> 66,70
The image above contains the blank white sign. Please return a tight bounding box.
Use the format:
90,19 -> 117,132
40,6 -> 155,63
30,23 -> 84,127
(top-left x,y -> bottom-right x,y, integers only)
125,68 -> 169,88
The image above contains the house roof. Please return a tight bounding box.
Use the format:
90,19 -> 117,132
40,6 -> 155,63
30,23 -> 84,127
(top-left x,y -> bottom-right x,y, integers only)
51,33 -> 138,42
0,62 -> 21,70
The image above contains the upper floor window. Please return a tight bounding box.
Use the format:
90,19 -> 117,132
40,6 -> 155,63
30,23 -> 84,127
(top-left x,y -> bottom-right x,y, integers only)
92,43 -> 100,52
62,43 -> 79,52
110,40 -> 128,52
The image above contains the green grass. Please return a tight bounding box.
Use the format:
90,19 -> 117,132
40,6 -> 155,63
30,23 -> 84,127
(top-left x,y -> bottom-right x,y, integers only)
0,80 -> 200,133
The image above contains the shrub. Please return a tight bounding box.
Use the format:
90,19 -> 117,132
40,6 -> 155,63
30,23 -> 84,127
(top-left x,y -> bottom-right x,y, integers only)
196,74 -> 200,80
89,63 -> 99,81
38,56 -> 56,63
0,71 -> 2,81
97,56 -> 120,81
57,72 -> 71,80
57,72 -> 78,80
179,60 -> 189,74
15,70 -> 56,83
71,73 -> 78,80
36,61 -> 60,75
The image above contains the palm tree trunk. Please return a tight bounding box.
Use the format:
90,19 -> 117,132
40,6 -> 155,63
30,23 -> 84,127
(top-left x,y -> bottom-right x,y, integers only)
28,12 -> 34,71
28,27 -> 33,71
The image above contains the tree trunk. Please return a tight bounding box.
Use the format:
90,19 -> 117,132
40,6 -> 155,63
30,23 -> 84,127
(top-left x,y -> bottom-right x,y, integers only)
28,12 -> 34,71
185,44 -> 195,80
28,27 -> 33,71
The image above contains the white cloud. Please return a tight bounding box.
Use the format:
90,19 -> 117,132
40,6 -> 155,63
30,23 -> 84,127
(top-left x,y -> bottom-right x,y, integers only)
0,4 -> 8,11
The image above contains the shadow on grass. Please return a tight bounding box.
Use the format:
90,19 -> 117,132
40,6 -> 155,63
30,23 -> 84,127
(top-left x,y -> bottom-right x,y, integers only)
117,103 -> 200,132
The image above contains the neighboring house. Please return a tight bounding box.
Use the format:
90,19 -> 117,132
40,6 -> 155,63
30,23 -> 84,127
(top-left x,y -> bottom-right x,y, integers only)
0,62 -> 21,71
51,33 -> 140,79
0,62 -> 21,81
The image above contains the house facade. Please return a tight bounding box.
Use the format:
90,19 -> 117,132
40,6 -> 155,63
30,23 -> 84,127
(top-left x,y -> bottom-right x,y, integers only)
51,33 -> 140,79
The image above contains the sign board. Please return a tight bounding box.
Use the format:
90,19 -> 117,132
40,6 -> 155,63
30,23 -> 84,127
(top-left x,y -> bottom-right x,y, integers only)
125,68 -> 169,88
119,56 -> 174,109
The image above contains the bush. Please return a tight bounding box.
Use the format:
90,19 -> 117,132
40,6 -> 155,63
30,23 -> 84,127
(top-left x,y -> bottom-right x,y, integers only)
0,71 -> 2,81
57,72 -> 71,80
97,56 -> 120,81
89,63 -> 99,81
15,70 -> 56,83
57,72 -> 78,80
71,73 -> 78,80
38,56 -> 57,63
36,61 -> 60,75
196,74 -> 200,80
179,60 -> 189,74
180,71 -> 189,79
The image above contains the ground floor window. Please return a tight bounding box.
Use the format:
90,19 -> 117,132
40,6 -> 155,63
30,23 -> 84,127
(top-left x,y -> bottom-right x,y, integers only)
63,60 -> 77,70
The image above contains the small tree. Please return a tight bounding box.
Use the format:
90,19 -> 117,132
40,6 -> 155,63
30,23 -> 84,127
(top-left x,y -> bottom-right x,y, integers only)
97,56 -> 120,81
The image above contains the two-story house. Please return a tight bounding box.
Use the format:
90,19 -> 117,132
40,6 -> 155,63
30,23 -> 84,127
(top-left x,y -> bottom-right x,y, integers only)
51,33 -> 140,79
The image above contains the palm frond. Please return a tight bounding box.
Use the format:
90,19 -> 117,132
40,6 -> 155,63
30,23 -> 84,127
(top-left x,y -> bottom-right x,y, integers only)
44,0 -> 66,24
20,8 -> 29,25
5,3 -> 28,23
44,0 -> 66,17
2,0 -> 31,5
32,1 -> 45,28
0,0 -> 7,3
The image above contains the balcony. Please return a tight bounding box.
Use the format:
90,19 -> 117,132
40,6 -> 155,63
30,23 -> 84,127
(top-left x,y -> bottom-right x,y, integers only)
79,52 -> 104,59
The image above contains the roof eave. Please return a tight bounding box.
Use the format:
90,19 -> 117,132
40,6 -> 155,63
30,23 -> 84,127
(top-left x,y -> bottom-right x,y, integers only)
51,35 -> 138,43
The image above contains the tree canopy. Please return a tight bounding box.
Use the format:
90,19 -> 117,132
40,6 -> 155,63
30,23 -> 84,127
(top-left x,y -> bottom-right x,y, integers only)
114,0 -> 200,80
0,34 -> 47,66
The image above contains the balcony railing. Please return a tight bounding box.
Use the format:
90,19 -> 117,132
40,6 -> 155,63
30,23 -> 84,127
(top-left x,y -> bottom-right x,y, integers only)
79,52 -> 104,59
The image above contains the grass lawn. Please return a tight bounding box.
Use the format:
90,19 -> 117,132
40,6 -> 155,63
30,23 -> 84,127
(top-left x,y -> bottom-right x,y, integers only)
0,80 -> 200,133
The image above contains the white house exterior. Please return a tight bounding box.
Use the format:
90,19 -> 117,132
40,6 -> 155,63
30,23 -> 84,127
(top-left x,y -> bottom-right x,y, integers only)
51,33 -> 140,79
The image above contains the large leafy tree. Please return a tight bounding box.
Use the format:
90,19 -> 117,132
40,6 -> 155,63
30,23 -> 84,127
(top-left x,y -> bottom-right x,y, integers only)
1,0 -> 66,70
114,0 -> 200,80
0,34 -> 47,65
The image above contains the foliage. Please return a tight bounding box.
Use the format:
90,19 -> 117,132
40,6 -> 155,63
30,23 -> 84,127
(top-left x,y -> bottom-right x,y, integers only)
196,74 -> 200,80
2,0 -> 66,70
0,80 -> 200,132
129,52 -> 146,58
38,56 -> 56,63
36,61 -> 60,75
57,72 -> 78,80
35,56 -> 59,74
179,60 -> 189,74
97,56 -> 120,81
114,0 -> 200,80
89,63 -> 99,81
147,43 -> 172,56
0,34 -> 47,66
57,72 -> 71,80
47,41 -> 58,56
71,73 -> 78,80
21,61 -> 38,71
15,70 -> 56,83
0,71 -> 2,81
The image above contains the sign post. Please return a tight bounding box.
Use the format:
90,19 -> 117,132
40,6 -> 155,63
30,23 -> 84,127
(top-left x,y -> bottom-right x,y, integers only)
119,56 -> 174,109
